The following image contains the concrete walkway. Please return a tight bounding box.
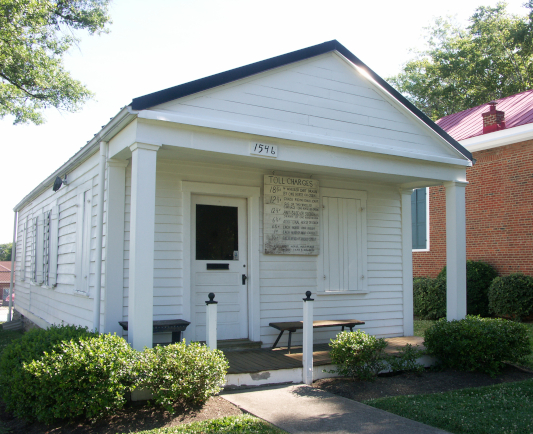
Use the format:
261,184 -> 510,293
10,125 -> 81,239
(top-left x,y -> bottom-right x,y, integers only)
223,384 -> 450,434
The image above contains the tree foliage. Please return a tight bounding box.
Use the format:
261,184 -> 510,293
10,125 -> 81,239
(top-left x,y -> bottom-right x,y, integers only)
390,2 -> 533,120
0,0 -> 112,124
0,243 -> 12,262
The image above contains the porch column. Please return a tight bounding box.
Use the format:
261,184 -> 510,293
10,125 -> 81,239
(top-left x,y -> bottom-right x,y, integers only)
444,181 -> 468,321
400,189 -> 414,336
128,143 -> 161,350
103,159 -> 128,335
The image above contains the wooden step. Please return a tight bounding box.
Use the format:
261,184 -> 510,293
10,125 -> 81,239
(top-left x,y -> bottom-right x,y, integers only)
2,319 -> 23,331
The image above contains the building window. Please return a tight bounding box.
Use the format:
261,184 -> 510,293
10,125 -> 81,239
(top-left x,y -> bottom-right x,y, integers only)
42,210 -> 51,286
411,188 -> 428,250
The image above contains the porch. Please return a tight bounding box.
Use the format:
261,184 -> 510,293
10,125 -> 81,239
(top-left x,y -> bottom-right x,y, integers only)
223,336 -> 428,387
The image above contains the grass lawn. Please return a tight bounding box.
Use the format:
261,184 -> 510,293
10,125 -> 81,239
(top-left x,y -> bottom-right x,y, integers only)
132,415 -> 285,434
413,319 -> 436,337
365,379 -> 533,434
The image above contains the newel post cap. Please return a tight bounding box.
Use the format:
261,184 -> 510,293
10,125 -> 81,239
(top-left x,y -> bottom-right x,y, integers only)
206,292 -> 218,305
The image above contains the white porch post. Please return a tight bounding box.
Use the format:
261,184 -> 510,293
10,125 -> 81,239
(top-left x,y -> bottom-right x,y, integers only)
128,143 -> 160,350
444,181 -> 468,321
302,291 -> 314,385
400,189 -> 414,336
205,293 -> 218,350
104,159 -> 128,335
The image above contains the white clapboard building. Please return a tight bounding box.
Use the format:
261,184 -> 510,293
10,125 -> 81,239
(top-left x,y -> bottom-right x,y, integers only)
10,41 -> 473,350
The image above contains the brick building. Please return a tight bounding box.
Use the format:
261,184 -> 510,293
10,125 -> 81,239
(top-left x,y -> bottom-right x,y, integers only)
0,261 -> 13,301
413,91 -> 533,277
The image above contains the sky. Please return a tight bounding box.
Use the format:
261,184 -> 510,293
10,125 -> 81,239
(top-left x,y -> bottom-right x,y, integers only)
0,0 -> 528,243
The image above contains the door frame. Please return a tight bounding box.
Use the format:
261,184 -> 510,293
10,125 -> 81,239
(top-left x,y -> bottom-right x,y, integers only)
181,181 -> 261,342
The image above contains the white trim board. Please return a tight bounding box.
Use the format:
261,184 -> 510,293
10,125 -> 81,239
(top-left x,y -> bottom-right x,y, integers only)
138,110 -> 471,167
460,122 -> 533,152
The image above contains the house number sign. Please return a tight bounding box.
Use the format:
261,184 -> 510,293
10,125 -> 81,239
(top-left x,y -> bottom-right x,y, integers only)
264,175 -> 320,255
250,142 -> 278,158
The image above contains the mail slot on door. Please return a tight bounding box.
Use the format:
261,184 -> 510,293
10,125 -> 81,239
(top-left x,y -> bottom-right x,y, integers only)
207,263 -> 230,270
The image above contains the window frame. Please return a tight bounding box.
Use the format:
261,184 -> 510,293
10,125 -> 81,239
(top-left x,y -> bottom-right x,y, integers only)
19,219 -> 27,282
411,187 -> 430,252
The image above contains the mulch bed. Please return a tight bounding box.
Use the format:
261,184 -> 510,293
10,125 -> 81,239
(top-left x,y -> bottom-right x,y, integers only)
312,364 -> 533,402
0,396 -> 244,434
2,365 -> 532,433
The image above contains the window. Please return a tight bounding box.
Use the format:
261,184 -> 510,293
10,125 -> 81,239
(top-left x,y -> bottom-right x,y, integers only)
19,220 -> 27,281
195,204 -> 238,260
30,216 -> 41,283
43,210 -> 51,286
318,188 -> 368,293
411,188 -> 428,250
27,207 -> 59,286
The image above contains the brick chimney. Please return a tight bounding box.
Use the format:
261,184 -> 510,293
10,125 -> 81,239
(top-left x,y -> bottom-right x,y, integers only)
482,101 -> 506,134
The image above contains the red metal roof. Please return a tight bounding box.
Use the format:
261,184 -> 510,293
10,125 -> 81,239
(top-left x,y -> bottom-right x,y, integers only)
436,89 -> 533,141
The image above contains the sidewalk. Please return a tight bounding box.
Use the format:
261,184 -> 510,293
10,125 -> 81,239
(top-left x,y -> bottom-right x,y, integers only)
0,306 -> 10,322
223,384 -> 450,434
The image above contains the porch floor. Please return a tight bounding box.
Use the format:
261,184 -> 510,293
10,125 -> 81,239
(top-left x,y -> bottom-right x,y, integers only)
223,336 -> 424,374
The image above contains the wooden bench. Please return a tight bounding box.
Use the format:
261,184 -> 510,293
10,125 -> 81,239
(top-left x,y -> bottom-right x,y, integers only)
269,319 -> 365,353
118,319 -> 190,344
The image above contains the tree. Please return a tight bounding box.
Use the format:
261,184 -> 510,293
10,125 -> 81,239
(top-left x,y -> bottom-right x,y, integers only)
389,2 -> 533,120
0,0 -> 112,125
0,243 -> 12,262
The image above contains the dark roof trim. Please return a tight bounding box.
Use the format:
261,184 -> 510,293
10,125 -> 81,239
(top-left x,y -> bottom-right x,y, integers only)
131,40 -> 473,162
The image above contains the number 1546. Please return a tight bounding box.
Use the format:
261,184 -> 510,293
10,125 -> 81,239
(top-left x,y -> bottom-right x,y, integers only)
251,143 -> 278,158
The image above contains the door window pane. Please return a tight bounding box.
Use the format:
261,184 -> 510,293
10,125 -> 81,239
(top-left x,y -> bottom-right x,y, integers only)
196,204 -> 238,260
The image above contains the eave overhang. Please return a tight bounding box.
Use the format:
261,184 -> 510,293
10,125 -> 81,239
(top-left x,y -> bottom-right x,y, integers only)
14,107 -> 137,212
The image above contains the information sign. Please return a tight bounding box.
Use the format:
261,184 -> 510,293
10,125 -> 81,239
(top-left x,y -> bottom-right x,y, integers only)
264,175 -> 320,255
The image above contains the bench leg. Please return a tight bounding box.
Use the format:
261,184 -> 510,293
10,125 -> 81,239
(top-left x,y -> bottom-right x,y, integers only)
288,331 -> 292,354
349,326 -> 353,332
341,326 -> 345,332
171,331 -> 181,344
272,330 -> 285,350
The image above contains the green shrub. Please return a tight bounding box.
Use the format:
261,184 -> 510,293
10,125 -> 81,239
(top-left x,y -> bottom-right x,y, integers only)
23,334 -> 137,423
0,324 -> 97,420
385,344 -> 425,374
329,330 -> 388,381
138,341 -> 229,412
424,315 -> 531,376
488,273 -> 533,321
438,260 -> 498,316
413,276 -> 446,320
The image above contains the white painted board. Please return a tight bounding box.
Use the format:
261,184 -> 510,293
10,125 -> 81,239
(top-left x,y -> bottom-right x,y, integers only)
264,175 -> 319,255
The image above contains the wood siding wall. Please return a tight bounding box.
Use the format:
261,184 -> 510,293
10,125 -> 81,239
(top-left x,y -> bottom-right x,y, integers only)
122,159 -> 404,346
15,154 -> 405,342
14,152 -> 106,328
154,53 -> 461,163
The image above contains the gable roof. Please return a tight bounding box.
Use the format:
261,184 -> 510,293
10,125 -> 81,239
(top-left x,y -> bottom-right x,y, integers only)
131,40 -> 472,162
437,89 -> 533,141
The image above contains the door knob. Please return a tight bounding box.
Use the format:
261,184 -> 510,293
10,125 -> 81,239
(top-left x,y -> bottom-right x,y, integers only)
242,274 -> 248,285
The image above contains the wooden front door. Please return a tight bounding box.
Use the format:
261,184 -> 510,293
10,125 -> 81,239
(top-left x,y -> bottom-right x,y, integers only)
191,195 -> 248,341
